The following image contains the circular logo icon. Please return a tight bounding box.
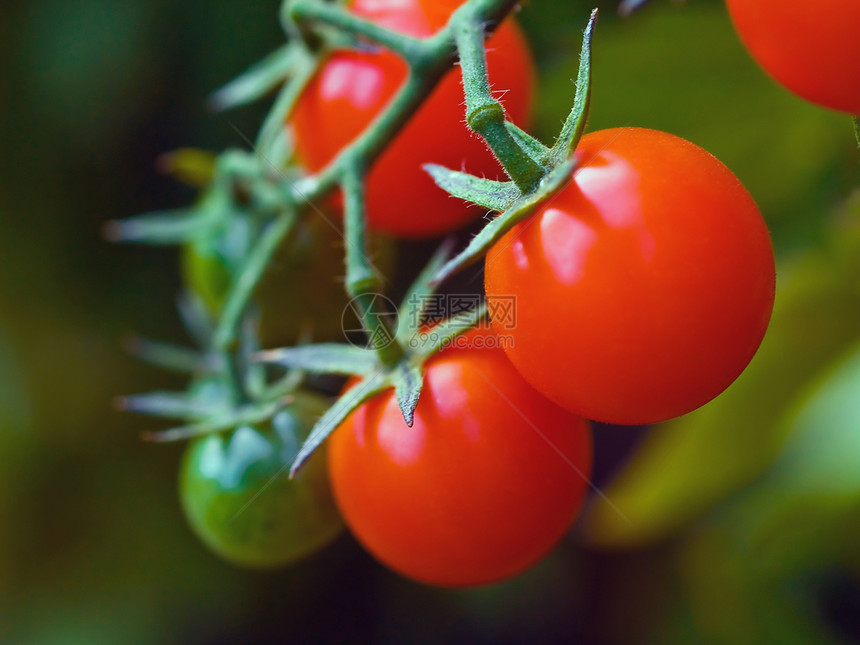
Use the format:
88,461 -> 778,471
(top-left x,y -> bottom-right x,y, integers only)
341,293 -> 399,349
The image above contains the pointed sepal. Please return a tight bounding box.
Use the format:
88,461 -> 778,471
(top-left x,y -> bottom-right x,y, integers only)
142,399 -> 285,443
550,9 -> 598,164
397,238 -> 456,342
104,209 -> 204,245
209,44 -> 297,112
256,343 -> 379,377
414,302 -> 488,358
122,336 -> 212,374
393,362 -> 423,427
433,159 -> 576,286
423,164 -> 521,212
289,372 -> 390,477
505,122 -> 550,166
116,391 -> 213,419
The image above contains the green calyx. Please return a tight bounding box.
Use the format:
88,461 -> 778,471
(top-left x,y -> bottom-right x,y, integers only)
257,239 -> 487,477
117,291 -> 307,444
423,8 -> 598,285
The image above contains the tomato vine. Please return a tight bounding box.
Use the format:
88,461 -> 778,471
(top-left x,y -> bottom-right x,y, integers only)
113,0 -> 601,478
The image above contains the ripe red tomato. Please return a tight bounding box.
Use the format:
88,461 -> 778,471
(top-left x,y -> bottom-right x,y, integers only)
290,0 -> 535,238
725,0 -> 860,114
327,332 -> 592,587
484,128 -> 776,426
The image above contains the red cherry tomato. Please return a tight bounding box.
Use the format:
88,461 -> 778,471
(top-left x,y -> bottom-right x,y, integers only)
291,0 -> 535,238
327,332 -> 592,587
725,0 -> 860,114
484,128 -> 776,425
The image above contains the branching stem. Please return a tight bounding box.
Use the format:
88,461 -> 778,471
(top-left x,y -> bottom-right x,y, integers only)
342,163 -> 404,366
453,13 -> 545,191
289,0 -> 427,61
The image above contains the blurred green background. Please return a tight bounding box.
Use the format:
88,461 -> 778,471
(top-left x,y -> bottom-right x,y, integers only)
1,0 -> 858,643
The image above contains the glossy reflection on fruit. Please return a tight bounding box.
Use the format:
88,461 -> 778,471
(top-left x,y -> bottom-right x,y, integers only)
291,0 -> 535,237
328,333 -> 592,587
485,128 -> 776,425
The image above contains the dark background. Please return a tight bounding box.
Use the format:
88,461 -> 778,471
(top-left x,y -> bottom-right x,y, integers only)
1,0 -> 858,643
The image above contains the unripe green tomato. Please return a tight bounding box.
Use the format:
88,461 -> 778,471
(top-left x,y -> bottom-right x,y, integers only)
182,214 -> 396,344
179,391 -> 343,568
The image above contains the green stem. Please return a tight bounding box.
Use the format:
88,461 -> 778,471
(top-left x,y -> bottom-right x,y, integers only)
265,0 -> 527,365
213,208 -> 298,351
285,0 -> 523,206
223,350 -> 247,406
453,13 -> 545,191
342,164 -> 404,367
289,0 -> 427,61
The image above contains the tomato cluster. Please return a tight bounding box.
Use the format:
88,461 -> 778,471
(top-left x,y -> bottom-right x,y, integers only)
170,0 -> 785,589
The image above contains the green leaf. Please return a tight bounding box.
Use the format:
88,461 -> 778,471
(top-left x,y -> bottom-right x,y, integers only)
677,522 -> 845,645
550,8 -> 597,163
423,164 -> 521,212
504,122 -> 550,166
679,343 -> 860,582
290,372 -> 390,477
256,343 -> 379,377
209,44 -> 296,112
433,160 -> 575,285
776,341 -> 860,496
657,342 -> 860,645
397,238 -> 456,342
393,362 -> 423,427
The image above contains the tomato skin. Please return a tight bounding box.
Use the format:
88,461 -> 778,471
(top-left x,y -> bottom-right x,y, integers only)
484,128 -> 776,426
291,0 -> 535,238
327,334 -> 592,587
180,391 -> 343,568
725,0 -> 860,114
